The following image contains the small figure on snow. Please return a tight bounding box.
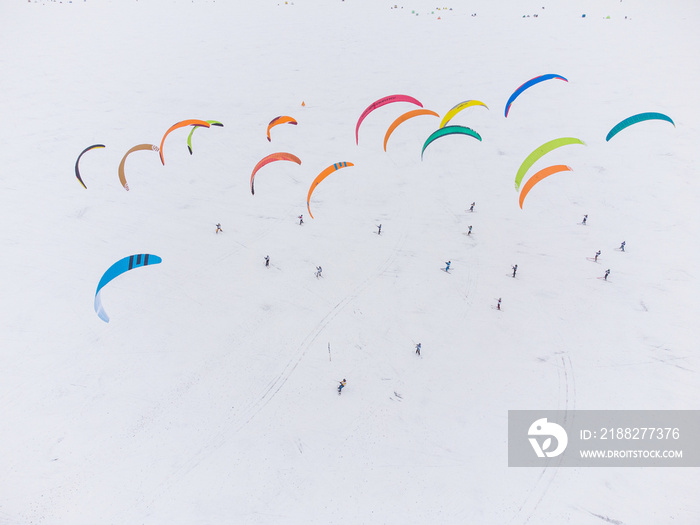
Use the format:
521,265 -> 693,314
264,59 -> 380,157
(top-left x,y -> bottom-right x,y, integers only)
415,343 -> 421,356
619,241 -> 626,252
264,255 -> 270,267
445,260 -> 451,272
315,266 -> 323,278
215,223 -> 223,234
338,378 -> 346,394
469,202 -> 475,212
604,269 -> 610,281
594,250 -> 601,262
512,264 -> 518,278
298,215 -> 304,225
467,225 -> 472,236
582,214 -> 588,225
497,298 -> 502,310
377,224 -> 382,235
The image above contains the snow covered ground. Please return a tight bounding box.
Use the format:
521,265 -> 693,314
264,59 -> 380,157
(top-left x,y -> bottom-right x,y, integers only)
1,0 -> 698,523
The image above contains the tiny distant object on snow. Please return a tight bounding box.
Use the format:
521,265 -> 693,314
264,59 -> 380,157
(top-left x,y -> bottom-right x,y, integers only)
512,264 -> 518,277
595,250 -> 601,262
415,343 -> 421,355
469,202 -> 475,212
604,269 -> 611,280
467,225 -> 472,236
377,224 -> 382,235
338,379 -> 346,395
298,214 -> 304,225
582,214 -> 587,225
265,255 -> 270,267
315,266 -> 323,278
215,223 -> 223,234
620,241 -> 626,252
497,298 -> 502,310
445,260 -> 451,272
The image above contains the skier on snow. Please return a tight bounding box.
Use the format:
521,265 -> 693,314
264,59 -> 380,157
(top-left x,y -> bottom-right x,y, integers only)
415,343 -> 421,356
338,378 -> 346,394
512,264 -> 518,278
497,298 -> 502,310
445,260 -> 451,272
582,214 -> 588,225
594,250 -> 601,262
604,269 -> 611,280
265,255 -> 270,267
469,202 -> 475,212
467,225 -> 472,236
298,215 -> 304,225
377,224 -> 382,235
316,266 -> 323,278
619,241 -> 626,252
215,223 -> 223,234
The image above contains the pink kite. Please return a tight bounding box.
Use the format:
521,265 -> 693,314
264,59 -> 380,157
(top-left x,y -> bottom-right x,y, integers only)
355,94 -> 423,145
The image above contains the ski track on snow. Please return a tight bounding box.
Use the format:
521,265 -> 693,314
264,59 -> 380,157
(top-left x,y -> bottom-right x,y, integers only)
121,229 -> 409,519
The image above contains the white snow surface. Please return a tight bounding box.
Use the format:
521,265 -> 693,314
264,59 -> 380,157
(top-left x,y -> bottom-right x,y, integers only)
1,0 -> 699,523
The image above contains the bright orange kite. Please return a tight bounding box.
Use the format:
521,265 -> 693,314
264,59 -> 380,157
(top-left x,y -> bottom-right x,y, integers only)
306,162 -> 354,218
267,116 -> 297,142
383,109 -> 440,151
519,165 -> 573,209
159,119 -> 210,165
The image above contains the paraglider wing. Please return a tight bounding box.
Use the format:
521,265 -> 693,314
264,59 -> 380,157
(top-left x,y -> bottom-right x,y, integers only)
94,253 -> 162,322
306,162 -> 354,219
187,120 -> 223,154
74,144 -> 105,189
519,165 -> 573,209
439,100 -> 488,128
356,94 -> 423,144
421,125 -> 482,160
383,109 -> 440,151
605,112 -> 675,142
266,116 -> 297,142
159,119 -> 211,165
504,74 -> 568,117
118,144 -> 159,191
514,137 -> 585,190
250,152 -> 302,195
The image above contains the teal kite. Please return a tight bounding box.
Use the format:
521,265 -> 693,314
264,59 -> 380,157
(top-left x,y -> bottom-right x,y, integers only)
421,126 -> 482,160
605,112 -> 674,142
